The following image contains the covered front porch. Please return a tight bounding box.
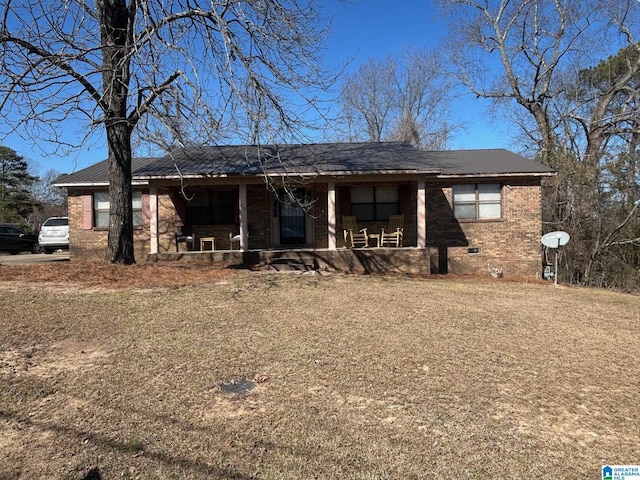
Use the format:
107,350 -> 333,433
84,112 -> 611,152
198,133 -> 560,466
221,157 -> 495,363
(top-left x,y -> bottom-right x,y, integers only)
147,179 -> 429,255
147,246 -> 433,275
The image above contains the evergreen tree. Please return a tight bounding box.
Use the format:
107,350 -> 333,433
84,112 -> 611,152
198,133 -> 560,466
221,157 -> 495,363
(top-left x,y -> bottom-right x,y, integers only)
0,146 -> 38,224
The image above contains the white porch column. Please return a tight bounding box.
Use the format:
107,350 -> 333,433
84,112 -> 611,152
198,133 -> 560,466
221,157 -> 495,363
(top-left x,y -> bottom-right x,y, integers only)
327,182 -> 336,250
149,186 -> 159,254
239,183 -> 248,251
417,180 -> 426,248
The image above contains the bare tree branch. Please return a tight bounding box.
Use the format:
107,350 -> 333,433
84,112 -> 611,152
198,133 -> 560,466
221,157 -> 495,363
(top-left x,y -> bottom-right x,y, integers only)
0,0 -> 340,263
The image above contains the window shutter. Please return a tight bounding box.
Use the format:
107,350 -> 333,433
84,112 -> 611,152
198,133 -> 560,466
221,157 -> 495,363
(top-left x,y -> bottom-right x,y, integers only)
81,195 -> 93,230
142,193 -> 151,227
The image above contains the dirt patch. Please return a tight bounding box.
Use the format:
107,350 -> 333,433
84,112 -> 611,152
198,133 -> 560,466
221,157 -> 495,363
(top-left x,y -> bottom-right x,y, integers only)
0,340 -> 111,379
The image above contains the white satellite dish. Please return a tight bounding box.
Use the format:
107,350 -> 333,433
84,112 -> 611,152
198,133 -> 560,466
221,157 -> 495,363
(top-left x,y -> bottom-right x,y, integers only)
541,231 -> 570,285
541,231 -> 570,249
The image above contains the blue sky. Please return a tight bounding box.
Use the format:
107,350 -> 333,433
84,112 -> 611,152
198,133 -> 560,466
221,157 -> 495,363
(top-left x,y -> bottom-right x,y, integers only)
321,1 -> 509,149
2,0 -> 510,176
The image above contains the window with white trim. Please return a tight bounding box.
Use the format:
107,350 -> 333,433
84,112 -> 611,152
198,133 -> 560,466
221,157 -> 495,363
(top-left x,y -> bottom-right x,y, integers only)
453,183 -> 502,220
93,191 -> 143,227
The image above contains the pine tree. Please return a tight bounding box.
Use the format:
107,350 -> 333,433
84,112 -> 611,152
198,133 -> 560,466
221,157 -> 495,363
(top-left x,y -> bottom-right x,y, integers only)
0,146 -> 38,224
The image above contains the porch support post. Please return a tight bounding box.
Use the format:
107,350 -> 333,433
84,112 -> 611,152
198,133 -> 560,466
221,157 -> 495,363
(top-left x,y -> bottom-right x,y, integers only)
328,181 -> 336,250
149,186 -> 158,254
417,180 -> 426,248
239,183 -> 248,251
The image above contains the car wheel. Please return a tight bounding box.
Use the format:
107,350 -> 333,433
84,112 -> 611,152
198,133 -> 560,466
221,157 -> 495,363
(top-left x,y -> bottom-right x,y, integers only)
44,248 -> 54,254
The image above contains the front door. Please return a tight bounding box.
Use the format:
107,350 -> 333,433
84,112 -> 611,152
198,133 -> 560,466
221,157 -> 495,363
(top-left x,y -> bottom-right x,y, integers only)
279,189 -> 306,245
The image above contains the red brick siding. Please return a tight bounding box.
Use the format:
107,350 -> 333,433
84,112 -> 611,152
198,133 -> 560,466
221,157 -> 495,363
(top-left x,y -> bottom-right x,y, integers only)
426,179 -> 543,278
247,185 -> 272,249
158,189 -> 183,252
67,190 -> 150,260
310,184 -> 329,249
68,179 -> 544,279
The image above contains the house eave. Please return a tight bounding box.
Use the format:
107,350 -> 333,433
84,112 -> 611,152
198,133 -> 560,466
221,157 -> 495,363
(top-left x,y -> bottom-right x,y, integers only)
266,169 -> 441,177
55,171 -> 555,187
132,169 -> 441,182
53,180 -> 150,188
436,171 -> 556,179
133,174 -> 228,181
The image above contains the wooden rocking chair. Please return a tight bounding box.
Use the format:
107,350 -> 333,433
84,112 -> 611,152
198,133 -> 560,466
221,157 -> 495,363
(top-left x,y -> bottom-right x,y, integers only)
381,214 -> 404,247
342,215 -> 369,248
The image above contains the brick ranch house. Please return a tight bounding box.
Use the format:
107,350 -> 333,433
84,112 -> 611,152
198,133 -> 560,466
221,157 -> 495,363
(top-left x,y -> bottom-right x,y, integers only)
54,142 -> 555,276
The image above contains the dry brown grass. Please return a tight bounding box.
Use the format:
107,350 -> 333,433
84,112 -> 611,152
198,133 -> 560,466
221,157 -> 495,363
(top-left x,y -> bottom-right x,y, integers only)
0,264 -> 639,479
0,261 -> 233,290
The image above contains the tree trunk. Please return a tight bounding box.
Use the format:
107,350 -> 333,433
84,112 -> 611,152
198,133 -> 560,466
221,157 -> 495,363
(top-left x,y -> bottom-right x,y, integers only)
99,0 -> 135,264
527,101 -> 557,166
627,129 -> 639,209
106,122 -> 135,264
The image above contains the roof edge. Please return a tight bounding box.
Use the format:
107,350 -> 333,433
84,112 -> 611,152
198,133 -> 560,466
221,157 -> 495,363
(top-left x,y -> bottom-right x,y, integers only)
436,171 -> 556,179
53,180 -> 150,188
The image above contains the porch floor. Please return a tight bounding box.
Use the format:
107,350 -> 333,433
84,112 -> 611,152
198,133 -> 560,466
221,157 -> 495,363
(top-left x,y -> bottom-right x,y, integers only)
147,247 -> 432,275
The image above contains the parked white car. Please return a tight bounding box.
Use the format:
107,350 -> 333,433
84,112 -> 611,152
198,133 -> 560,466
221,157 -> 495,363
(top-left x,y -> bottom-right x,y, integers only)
38,217 -> 69,254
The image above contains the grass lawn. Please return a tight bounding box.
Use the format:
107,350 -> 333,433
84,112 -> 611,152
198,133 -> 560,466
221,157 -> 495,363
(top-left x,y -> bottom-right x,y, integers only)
1,264 -> 639,479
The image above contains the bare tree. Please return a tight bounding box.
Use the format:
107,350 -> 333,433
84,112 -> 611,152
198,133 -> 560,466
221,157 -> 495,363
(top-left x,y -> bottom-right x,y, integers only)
339,56 -> 397,143
566,45 -> 640,285
439,0 -> 640,288
30,168 -> 66,206
441,0 -> 586,161
28,168 -> 67,225
336,50 -> 458,150
389,50 -> 458,150
0,0 -> 338,263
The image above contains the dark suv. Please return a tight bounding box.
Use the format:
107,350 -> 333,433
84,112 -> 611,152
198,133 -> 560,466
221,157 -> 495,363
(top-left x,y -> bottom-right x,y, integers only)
0,224 -> 38,255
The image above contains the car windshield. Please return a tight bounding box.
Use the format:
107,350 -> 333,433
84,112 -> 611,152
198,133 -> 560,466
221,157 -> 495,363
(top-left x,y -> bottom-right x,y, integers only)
44,218 -> 68,227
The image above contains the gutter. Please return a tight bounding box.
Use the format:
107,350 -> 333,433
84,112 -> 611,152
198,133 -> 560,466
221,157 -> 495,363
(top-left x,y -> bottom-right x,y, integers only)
436,171 -> 556,179
131,169 -> 441,181
54,170 -> 554,187
53,180 -> 150,188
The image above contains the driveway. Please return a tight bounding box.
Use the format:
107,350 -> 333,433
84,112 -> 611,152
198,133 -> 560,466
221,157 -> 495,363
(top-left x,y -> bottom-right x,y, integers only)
0,251 -> 70,265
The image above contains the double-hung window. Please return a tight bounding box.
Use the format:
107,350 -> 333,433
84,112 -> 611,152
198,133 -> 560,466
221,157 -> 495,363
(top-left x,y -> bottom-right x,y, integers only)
93,191 -> 143,227
350,186 -> 399,221
453,183 -> 502,220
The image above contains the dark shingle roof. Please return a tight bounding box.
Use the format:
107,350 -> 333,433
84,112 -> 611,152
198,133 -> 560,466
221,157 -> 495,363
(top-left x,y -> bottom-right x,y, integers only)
53,157 -> 159,186
420,148 -> 555,176
54,142 -> 554,186
134,142 -> 442,177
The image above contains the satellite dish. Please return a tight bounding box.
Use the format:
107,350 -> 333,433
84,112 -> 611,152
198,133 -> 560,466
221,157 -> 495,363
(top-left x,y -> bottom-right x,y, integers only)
541,231 -> 570,286
541,231 -> 570,249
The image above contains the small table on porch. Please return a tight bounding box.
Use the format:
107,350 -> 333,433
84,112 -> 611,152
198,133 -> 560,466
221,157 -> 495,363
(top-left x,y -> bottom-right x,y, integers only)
200,237 -> 216,251
368,233 -> 381,248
